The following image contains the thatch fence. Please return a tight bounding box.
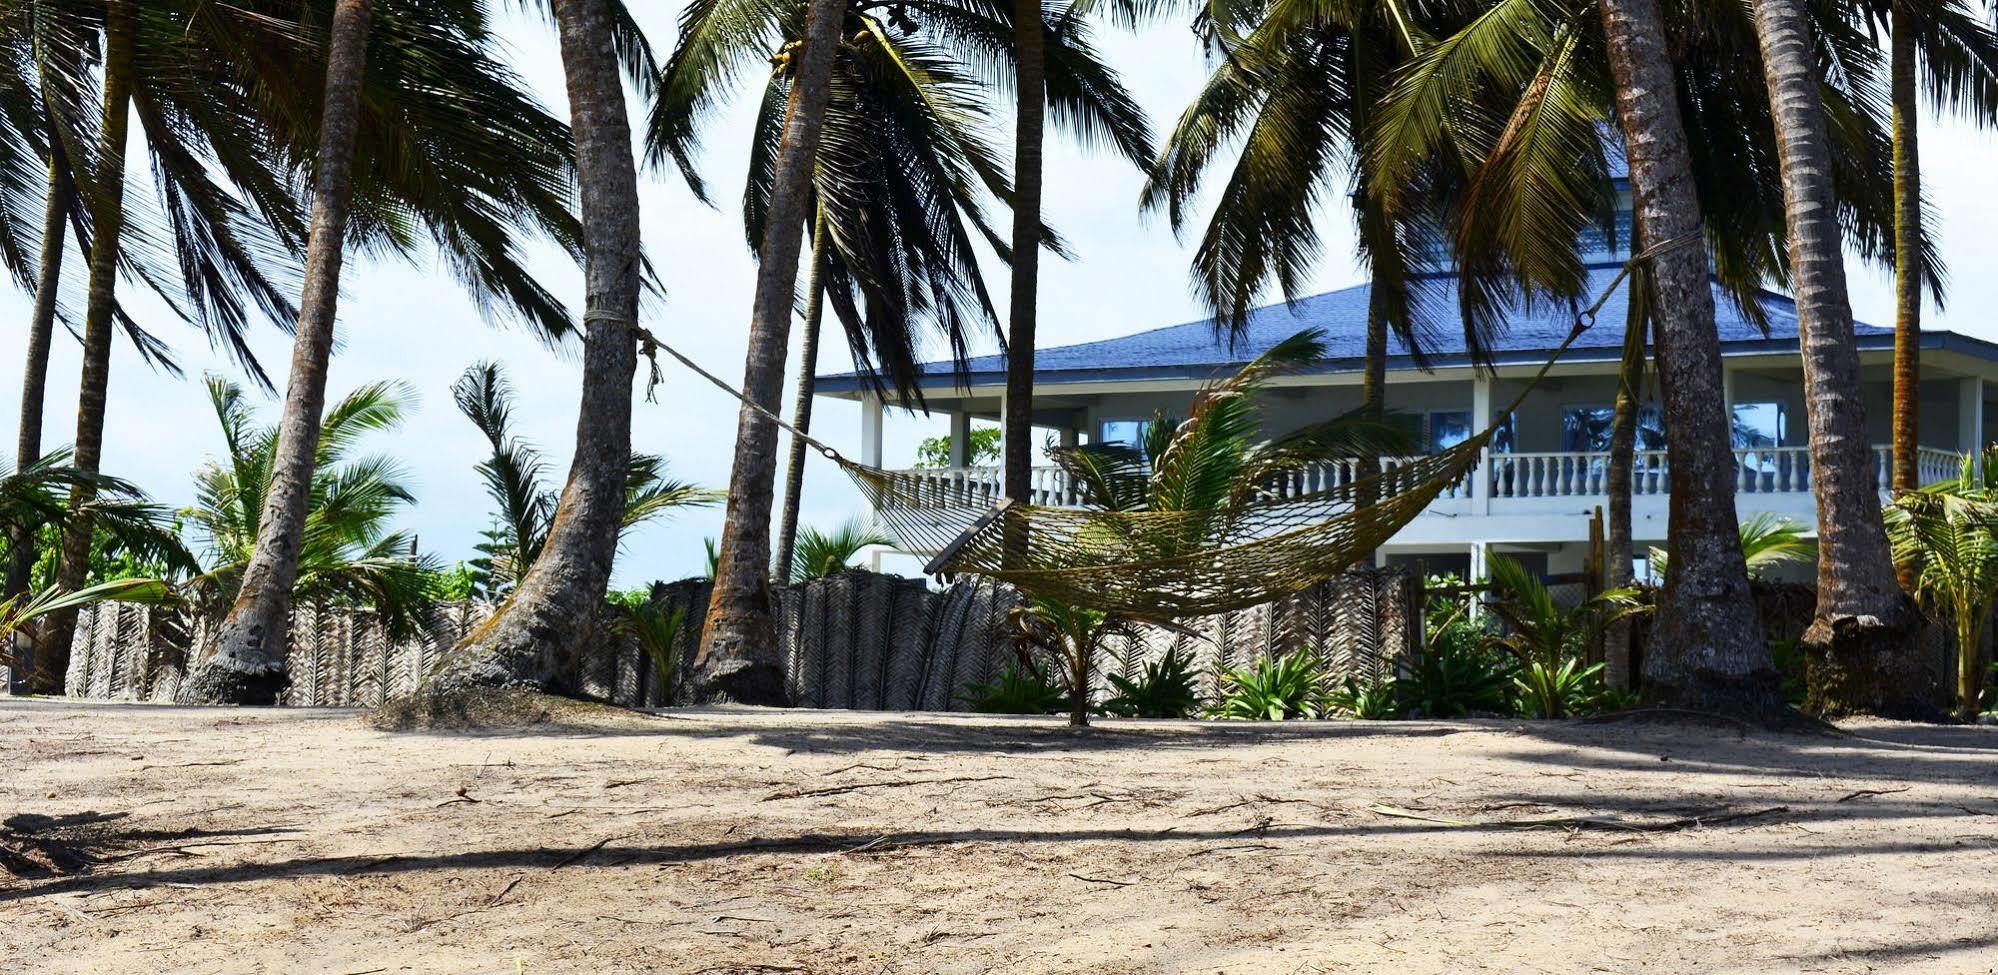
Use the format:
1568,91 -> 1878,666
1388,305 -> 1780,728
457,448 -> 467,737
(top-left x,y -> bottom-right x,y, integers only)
64,568 -> 1423,710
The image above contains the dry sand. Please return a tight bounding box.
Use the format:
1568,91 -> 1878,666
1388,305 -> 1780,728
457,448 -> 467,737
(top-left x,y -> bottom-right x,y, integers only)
4,698 -> 1998,974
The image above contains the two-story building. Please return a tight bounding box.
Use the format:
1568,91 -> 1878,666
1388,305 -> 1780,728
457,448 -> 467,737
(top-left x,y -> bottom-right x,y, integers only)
814,194 -> 1998,583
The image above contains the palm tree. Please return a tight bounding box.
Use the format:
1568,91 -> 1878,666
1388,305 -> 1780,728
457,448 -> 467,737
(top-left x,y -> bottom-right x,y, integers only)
1051,329 -> 1412,530
1142,0 -> 1455,502
1000,0 -> 1046,516
1749,0 -> 1937,717
190,0 -> 608,702
424,0 -> 657,696
654,0 -> 1151,703
184,0 -> 373,705
453,360 -> 716,600
1010,594 -> 1138,726
180,376 -> 439,648
1887,449 -> 1998,718
789,518 -> 892,583
1650,513 -> 1818,581
1595,0 -> 1783,715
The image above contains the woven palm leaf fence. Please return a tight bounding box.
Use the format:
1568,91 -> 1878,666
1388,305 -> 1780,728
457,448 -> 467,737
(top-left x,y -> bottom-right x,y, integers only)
65,568 -> 1422,710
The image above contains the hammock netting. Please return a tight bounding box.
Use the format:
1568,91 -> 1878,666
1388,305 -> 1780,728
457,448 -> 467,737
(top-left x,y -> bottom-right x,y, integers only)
841,429 -> 1491,620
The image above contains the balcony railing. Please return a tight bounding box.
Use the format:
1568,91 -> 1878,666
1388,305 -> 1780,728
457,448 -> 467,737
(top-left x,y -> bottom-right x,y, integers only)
883,444 -> 1964,510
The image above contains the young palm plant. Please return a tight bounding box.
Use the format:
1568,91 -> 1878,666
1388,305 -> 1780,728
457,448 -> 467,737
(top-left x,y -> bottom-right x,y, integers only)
181,377 -> 438,661
1886,449 -> 1998,719
453,361 -> 718,601
1481,555 -> 1644,719
788,519 -> 892,584
1051,328 -> 1412,542
1011,594 -> 1139,726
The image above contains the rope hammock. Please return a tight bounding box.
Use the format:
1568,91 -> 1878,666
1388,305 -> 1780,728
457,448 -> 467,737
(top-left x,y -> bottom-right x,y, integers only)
646,235 -> 1691,620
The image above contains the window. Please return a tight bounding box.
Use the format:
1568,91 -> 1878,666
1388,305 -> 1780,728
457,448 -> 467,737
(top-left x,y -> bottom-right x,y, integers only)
1099,419 -> 1147,453
1428,410 -> 1473,452
1731,402 -> 1786,449
1563,404 -> 1664,452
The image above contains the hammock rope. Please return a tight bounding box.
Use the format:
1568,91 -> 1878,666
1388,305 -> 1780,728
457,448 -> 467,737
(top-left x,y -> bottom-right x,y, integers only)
644,233 -> 1696,620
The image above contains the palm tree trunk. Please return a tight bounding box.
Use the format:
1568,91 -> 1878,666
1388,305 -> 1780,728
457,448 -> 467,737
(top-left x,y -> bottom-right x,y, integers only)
1889,2 -> 1921,500
423,0 -> 640,694
1889,4 -> 1923,596
37,1 -> 136,695
1596,0 -> 1781,718
773,218 -> 830,584
5,167 -> 72,604
181,0 -> 374,706
1750,0 -> 1936,718
1001,0 -> 1046,508
1603,300 -> 1647,689
692,0 -> 847,705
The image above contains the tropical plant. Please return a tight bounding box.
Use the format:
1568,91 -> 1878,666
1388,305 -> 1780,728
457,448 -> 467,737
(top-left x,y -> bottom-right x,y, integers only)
1480,555 -> 1643,719
1210,649 -> 1334,721
1395,611 -> 1515,718
1512,658 -> 1611,720
1050,328 -> 1412,533
959,660 -> 1070,715
428,0 -> 659,697
1649,513 -> 1817,581
610,597 -> 688,704
789,519 -> 892,584
1328,675 -> 1400,720
0,577 -> 174,679
1011,594 -> 1138,726
1886,448 -> 1998,719
453,361 -> 717,600
181,377 -> 438,644
915,428 -> 1003,469
0,451 -> 193,689
1101,647 -> 1203,719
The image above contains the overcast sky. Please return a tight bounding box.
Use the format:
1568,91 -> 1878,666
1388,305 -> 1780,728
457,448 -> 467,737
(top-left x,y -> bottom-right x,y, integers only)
2,8 -> 1993,588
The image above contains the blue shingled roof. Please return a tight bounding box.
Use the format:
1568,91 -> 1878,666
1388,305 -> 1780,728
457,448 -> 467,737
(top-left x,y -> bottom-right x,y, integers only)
815,264 -> 1941,395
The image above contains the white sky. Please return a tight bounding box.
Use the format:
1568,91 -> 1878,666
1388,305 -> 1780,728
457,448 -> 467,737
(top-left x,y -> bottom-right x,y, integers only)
1,8 -> 1992,588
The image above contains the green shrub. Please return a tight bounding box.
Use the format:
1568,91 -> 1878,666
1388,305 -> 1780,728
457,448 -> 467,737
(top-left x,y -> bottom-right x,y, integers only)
1512,658 -> 1608,719
1211,649 -> 1333,720
1100,647 -> 1203,718
959,661 -> 1071,715
1328,675 -> 1399,719
1394,636 -> 1514,717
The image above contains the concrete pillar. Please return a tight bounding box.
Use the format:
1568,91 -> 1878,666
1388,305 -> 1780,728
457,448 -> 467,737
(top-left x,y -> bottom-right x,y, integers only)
1960,376 -> 1985,456
1468,541 -> 1490,620
948,410 -> 971,467
860,394 -> 885,468
1472,375 -> 1493,515
1059,426 -> 1079,449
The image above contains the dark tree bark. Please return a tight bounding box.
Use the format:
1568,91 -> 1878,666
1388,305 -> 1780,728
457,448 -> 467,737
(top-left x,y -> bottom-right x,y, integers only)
692,0 -> 847,705
1001,0 -> 1046,507
1597,0 -> 1783,718
182,0 -> 375,706
1603,302 -> 1647,689
5,166 -> 71,604
1888,1 -> 1922,501
773,222 -> 830,584
1750,0 -> 1937,718
423,0 -> 640,693
38,1 -> 136,694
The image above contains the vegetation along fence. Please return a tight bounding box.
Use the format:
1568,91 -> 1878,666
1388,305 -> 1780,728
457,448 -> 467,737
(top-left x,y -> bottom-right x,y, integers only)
65,568 -> 1422,710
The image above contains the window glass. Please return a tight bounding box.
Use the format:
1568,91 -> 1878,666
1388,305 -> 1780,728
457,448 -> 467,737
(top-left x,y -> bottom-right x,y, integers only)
1428,410 -> 1473,451
1099,419 -> 1147,452
1563,404 -> 1665,452
1731,402 -> 1786,448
